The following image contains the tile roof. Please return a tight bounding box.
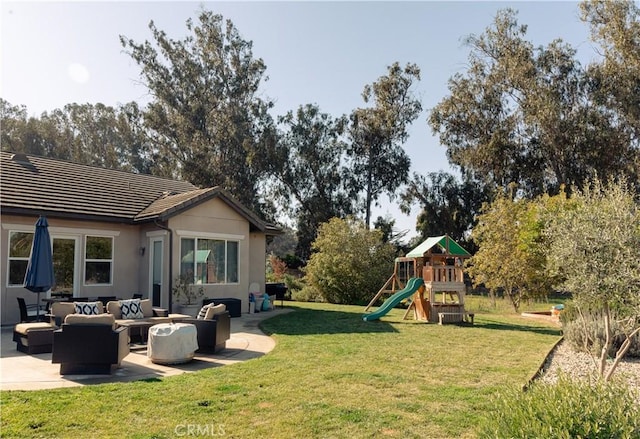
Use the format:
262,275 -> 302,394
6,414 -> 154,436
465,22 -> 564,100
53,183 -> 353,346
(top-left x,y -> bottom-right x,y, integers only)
0,151 -> 278,233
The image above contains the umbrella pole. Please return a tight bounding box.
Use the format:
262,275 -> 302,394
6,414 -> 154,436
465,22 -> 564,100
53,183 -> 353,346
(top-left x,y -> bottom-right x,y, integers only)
36,292 -> 41,320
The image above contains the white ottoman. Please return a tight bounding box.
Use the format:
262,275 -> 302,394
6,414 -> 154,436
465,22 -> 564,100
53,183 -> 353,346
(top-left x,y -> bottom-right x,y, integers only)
147,323 -> 198,365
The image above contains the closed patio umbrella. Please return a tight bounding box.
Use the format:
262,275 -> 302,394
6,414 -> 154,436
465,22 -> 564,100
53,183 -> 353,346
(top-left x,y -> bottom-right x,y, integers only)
23,216 -> 55,320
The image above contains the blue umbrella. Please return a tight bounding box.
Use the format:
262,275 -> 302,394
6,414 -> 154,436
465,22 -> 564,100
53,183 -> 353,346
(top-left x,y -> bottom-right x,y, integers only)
23,216 -> 55,320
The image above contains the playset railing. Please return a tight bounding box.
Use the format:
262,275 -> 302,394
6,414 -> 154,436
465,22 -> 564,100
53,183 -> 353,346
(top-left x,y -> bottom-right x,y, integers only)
422,265 -> 464,283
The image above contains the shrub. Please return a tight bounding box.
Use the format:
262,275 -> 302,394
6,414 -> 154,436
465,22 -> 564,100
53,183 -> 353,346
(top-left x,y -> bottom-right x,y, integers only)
304,217 -> 395,304
544,178 -> 640,380
479,378 -> 640,438
292,285 -> 324,302
283,254 -> 304,270
282,273 -> 303,296
561,302 -> 640,358
267,253 -> 288,282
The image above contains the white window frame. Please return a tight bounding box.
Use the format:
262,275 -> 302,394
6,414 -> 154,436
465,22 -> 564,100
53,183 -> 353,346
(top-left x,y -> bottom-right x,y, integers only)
84,235 -> 114,286
179,236 -> 240,285
6,231 -> 34,287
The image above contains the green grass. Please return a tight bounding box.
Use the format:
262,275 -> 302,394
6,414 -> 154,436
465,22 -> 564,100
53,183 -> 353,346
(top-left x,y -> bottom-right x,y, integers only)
465,291 -> 571,314
0,300 -> 561,438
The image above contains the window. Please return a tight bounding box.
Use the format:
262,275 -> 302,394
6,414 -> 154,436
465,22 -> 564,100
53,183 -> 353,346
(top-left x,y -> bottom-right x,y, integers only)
85,236 -> 113,285
180,237 -> 239,284
7,231 -> 33,286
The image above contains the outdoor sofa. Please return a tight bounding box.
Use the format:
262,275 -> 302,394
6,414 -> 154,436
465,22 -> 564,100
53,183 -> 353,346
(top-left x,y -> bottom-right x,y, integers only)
50,299 -> 190,343
202,298 -> 242,317
106,299 -> 190,342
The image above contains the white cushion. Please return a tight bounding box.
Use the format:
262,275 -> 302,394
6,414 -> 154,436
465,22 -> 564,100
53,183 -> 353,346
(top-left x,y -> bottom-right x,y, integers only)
14,322 -> 53,334
74,301 -> 101,315
196,304 -> 211,320
119,299 -> 144,319
204,304 -> 226,320
64,313 -> 116,328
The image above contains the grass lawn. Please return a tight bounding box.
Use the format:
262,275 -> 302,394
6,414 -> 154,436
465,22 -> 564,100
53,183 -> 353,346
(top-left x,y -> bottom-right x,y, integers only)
1,300 -> 561,438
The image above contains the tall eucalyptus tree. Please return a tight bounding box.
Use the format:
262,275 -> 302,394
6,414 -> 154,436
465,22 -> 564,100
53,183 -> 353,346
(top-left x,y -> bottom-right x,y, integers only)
120,10 -> 277,214
347,62 -> 422,226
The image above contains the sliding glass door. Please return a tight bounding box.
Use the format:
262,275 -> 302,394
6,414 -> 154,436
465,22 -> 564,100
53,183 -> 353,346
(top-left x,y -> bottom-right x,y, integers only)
51,237 -> 78,295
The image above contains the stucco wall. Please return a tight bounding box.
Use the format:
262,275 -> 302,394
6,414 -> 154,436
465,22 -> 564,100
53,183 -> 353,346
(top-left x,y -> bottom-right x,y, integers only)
167,198 -> 253,312
1,198 -> 271,324
1,214 -> 142,324
249,232 -> 267,294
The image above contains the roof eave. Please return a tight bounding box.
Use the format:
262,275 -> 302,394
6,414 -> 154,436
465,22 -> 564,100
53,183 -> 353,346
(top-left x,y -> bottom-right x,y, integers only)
0,207 -> 138,224
138,188 -> 281,235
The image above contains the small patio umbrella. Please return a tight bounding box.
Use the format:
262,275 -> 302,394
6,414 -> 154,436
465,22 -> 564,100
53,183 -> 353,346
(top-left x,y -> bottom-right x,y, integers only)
23,216 -> 55,320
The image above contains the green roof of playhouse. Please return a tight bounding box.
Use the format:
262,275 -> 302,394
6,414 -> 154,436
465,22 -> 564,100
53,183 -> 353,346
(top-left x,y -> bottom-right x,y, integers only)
406,235 -> 471,258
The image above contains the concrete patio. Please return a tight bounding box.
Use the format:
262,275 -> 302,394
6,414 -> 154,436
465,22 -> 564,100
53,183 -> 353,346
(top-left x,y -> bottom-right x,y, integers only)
1,307 -> 291,391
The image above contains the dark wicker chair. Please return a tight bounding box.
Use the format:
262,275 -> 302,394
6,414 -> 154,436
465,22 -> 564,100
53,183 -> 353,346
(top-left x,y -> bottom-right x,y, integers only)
173,311 -> 231,353
52,322 -> 129,374
17,297 -> 47,323
202,298 -> 242,317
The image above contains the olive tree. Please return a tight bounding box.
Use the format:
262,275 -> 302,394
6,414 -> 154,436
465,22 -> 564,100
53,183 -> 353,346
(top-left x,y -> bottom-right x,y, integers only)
545,178 -> 640,381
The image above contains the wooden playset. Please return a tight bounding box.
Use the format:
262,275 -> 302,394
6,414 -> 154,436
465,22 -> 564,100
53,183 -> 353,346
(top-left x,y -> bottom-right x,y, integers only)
364,235 -> 473,324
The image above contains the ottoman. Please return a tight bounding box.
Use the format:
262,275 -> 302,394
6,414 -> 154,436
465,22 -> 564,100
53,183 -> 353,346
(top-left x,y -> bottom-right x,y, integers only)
147,323 -> 198,365
13,322 -> 55,354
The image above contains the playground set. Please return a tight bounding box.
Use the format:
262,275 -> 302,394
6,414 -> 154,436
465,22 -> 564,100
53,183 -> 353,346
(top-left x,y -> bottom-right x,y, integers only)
363,235 -> 474,324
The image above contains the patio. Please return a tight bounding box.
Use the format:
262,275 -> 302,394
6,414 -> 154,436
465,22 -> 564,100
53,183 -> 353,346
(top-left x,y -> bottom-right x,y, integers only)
1,308 -> 290,391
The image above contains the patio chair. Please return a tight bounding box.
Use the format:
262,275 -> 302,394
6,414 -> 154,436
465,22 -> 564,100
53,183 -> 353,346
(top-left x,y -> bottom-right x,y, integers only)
132,293 -> 143,299
52,314 -> 129,374
173,306 -> 231,353
17,297 -> 47,323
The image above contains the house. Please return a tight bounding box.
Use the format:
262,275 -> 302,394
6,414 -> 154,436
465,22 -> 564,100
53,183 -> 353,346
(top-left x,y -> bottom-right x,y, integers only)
0,151 -> 280,324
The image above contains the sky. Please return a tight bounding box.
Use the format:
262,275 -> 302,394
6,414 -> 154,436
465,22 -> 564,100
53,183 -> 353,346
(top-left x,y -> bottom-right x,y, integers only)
1,1 -> 598,241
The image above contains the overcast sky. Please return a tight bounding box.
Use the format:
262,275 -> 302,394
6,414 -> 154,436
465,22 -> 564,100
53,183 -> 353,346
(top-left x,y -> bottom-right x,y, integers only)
2,1 -> 598,240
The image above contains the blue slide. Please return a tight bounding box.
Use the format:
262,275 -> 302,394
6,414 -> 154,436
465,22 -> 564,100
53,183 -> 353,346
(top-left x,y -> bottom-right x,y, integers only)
362,277 -> 425,321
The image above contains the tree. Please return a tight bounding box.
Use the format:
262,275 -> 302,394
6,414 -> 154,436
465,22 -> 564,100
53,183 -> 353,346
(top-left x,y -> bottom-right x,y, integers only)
304,217 -> 396,304
0,99 -> 63,158
266,227 -> 297,260
467,186 -> 552,311
115,101 -> 166,176
581,0 -> 640,135
347,62 -> 422,226
429,8 -> 636,198
400,171 -> 489,251
545,178 -> 640,381
373,215 -> 408,245
270,104 -> 354,260
581,0 -> 640,187
1,99 -> 154,174
120,10 -> 277,215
